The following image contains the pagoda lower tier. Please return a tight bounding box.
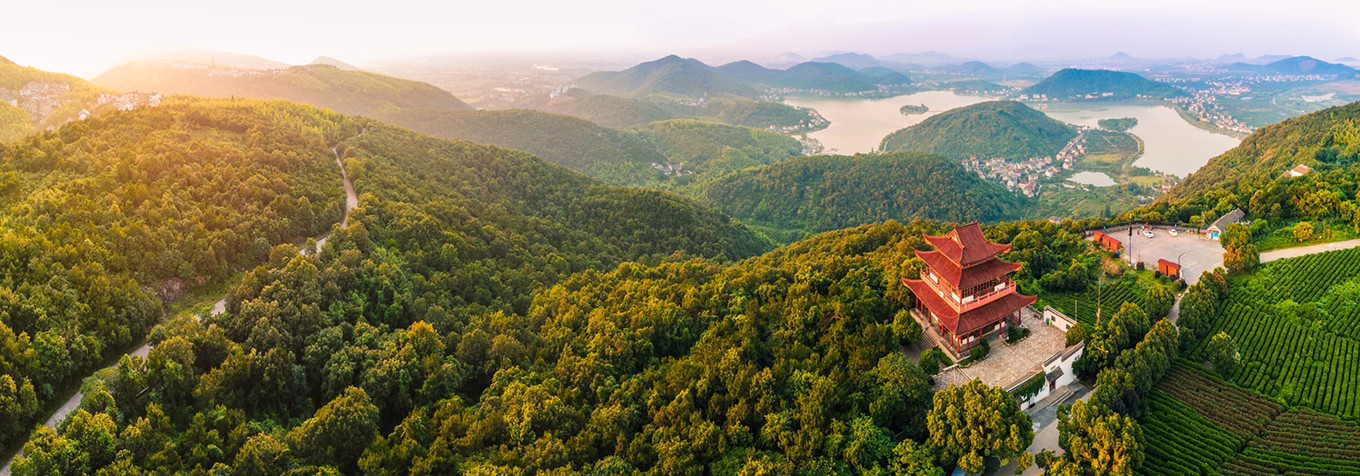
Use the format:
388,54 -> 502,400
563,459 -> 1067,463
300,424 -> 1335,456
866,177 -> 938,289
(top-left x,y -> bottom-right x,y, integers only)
902,277 -> 1036,353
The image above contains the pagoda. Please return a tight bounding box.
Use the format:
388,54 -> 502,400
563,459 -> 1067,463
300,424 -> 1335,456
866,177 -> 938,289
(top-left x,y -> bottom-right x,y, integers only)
902,223 -> 1036,354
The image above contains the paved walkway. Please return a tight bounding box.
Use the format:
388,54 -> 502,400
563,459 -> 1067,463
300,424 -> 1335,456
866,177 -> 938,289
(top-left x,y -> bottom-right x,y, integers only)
1261,238 -> 1360,263
998,383 -> 1092,475
933,308 -> 1067,392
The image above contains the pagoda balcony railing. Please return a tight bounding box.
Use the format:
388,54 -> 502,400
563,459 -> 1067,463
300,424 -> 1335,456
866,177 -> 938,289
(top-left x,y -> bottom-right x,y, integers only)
960,278 -> 1016,312
921,269 -> 1015,312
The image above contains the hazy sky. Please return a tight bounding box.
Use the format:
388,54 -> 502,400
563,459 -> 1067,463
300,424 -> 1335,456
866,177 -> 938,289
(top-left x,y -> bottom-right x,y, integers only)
4,0 -> 1357,76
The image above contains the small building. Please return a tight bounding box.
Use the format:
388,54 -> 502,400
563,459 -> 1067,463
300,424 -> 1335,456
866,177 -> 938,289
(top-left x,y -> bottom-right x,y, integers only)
902,223 -> 1037,354
1093,231 -> 1123,253
1285,164 -> 1312,178
1157,259 -> 1181,279
1206,208 -> 1245,240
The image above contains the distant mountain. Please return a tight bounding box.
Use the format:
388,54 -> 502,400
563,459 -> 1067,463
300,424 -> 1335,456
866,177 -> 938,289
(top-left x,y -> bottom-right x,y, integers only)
1163,101 -> 1360,201
93,60 -> 472,118
1335,57 -> 1360,67
1000,62 -> 1045,77
572,55 -> 759,99
858,66 -> 912,85
809,52 -> 888,71
885,51 -> 969,66
311,56 -> 361,71
713,60 -> 782,85
1216,53 -> 1248,63
1022,68 -> 1187,100
137,49 -> 290,70
880,100 -> 1077,161
1251,54 -> 1293,64
942,61 -> 998,76
1228,56 -> 1356,76
779,62 -> 881,91
702,151 -> 1019,242
711,59 -> 909,94
1108,52 -> 1137,61
537,93 -> 821,130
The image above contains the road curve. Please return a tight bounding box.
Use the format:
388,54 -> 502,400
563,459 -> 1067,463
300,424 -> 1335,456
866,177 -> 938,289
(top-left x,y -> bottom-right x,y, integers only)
1260,238 -> 1360,263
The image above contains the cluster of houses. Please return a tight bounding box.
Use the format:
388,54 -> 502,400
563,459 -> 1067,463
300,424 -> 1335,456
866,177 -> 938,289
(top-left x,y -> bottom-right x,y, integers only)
649,159 -> 693,176
764,106 -> 829,134
1,81 -> 71,122
760,83 -> 912,101
961,128 -> 1090,197
1166,86 -> 1257,135
1,80 -> 164,126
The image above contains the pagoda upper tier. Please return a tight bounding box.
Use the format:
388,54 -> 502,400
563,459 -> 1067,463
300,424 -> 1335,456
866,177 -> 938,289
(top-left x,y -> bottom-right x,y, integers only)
923,223 -> 1012,268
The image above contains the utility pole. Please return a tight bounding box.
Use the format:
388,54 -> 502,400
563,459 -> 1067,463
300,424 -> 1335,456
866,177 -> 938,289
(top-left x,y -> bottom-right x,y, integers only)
1097,275 -> 1105,327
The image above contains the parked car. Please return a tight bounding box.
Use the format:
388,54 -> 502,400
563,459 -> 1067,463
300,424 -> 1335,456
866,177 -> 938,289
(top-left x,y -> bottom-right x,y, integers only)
1169,228 -> 1179,237
1143,230 -> 1154,238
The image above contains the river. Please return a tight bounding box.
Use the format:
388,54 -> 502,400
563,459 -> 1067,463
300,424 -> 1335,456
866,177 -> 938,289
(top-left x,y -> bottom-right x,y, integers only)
784,93 -> 1241,178
1038,103 -> 1241,178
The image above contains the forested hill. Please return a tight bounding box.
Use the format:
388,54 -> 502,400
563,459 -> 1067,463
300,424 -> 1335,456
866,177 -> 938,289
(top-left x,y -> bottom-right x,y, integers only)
880,100 -> 1077,161
93,61 -> 473,118
572,55 -> 760,99
378,108 -> 669,185
702,151 -> 1021,242
537,93 -> 824,130
376,109 -> 801,190
0,97 -> 771,453
1022,68 -> 1188,100
1161,101 -> 1360,202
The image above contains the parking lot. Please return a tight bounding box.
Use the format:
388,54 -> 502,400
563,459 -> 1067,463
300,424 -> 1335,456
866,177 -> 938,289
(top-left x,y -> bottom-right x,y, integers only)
1092,226 -> 1224,284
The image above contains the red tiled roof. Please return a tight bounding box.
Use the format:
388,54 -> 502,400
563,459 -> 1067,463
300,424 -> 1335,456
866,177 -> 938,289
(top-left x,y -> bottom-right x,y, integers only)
923,222 -> 1011,267
916,249 -> 1021,289
903,278 -> 1036,336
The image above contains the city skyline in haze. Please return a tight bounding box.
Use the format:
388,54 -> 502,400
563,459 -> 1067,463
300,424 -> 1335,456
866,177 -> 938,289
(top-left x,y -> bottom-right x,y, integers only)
4,0 -> 1357,76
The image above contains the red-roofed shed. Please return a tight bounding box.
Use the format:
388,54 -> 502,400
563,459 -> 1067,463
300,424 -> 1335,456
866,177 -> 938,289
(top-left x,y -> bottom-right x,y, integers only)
1157,259 -> 1181,279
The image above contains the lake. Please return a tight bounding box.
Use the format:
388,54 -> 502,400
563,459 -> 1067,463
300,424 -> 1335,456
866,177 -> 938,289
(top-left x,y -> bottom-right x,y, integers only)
1036,103 -> 1241,178
1069,171 -> 1117,186
785,93 -> 1241,178
784,91 -> 991,154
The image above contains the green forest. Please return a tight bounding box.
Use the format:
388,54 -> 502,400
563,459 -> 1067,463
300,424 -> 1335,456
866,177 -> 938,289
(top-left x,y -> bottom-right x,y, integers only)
880,101 -> 1077,161
0,97 -> 772,463
702,152 -> 1022,243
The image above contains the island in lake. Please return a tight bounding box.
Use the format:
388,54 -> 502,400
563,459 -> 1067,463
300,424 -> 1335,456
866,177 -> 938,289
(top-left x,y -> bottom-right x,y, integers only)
899,103 -> 928,116
1098,117 -> 1138,131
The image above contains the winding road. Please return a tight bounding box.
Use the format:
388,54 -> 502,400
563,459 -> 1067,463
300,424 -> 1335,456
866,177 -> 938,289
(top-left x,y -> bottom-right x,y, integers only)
0,139 -> 360,476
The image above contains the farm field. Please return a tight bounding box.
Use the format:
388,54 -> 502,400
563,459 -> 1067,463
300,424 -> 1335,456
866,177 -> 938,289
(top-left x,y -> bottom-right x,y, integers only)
1138,362 -> 1360,476
1042,275 -> 1148,327
1201,247 -> 1360,418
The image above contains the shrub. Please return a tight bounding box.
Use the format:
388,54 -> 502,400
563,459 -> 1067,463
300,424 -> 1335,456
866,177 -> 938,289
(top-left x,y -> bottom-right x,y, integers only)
1006,326 -> 1031,344
1066,323 -> 1090,346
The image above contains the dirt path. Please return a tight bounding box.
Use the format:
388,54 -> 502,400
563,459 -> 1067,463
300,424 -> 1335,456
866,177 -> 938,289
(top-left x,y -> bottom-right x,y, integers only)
1260,238 -> 1360,263
0,137 -> 361,476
